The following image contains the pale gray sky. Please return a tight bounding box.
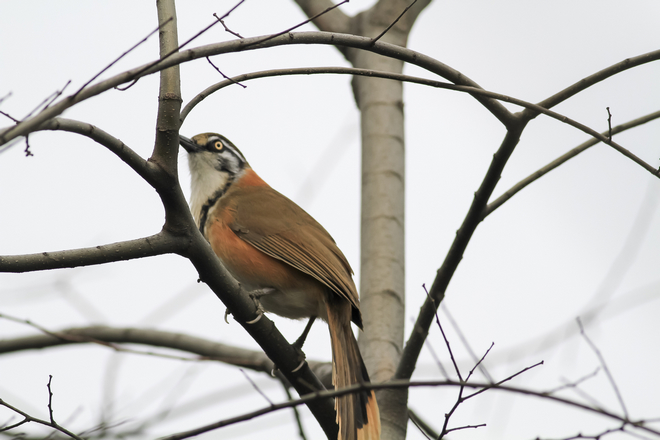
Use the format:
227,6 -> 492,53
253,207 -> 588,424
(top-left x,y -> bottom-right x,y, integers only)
1,1 -> 660,439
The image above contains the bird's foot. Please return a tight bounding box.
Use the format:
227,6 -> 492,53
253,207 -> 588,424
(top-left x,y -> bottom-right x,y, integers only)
245,287 -> 274,324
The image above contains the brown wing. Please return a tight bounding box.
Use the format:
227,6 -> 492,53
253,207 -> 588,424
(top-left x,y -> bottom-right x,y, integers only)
227,184 -> 361,315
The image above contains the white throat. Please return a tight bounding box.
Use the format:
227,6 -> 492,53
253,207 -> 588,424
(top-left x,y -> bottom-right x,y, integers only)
187,152 -> 232,228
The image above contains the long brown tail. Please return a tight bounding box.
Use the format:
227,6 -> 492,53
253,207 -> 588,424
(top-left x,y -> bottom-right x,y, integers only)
326,298 -> 380,440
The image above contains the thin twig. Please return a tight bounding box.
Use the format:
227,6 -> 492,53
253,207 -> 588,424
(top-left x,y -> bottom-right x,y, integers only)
0,388 -> 83,439
179,64 -> 659,180
240,369 -> 273,405
0,313 -> 209,362
24,134 -> 33,157
445,423 -> 486,434
484,109 -> 660,218
408,408 -> 434,440
44,80 -> 71,110
241,0 -> 349,50
158,377 -> 660,440
213,10 -> 244,38
0,110 -> 19,123
577,317 -> 629,418
282,382 -> 309,440
371,0 -> 418,45
556,376 -> 605,411
442,303 -> 494,382
546,367 -> 601,394
116,13 -> 223,92
47,375 -> 56,424
607,107 -> 613,141
0,91 -> 11,105
465,342 -> 494,382
464,360 -> 544,400
206,57 -> 246,88
24,80 -> 71,119
76,18 -> 171,96
215,0 -> 246,21
423,284 -> 462,381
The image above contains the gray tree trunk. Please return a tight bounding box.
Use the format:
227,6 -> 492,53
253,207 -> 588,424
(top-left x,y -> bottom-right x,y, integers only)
294,2 -> 432,438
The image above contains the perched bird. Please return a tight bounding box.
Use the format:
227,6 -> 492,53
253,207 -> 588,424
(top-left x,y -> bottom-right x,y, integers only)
180,132 -> 380,440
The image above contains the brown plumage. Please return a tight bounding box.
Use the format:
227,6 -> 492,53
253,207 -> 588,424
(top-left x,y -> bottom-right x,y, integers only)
181,133 -> 380,440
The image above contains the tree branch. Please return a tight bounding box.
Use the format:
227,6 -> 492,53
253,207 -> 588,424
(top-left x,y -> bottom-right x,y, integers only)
533,48 -> 660,114
397,124 -> 526,380
0,231 -> 186,273
0,325 -> 334,387
484,109 -> 660,218
161,377 -> 660,440
0,31 -> 515,146
293,0 -> 351,34
36,117 -> 158,185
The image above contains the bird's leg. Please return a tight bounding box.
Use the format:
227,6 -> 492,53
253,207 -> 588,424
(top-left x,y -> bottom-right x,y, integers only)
293,316 -> 317,350
288,316 -> 317,373
244,287 -> 275,324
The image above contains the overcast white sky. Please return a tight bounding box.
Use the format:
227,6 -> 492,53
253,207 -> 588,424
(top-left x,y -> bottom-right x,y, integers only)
1,1 -> 660,439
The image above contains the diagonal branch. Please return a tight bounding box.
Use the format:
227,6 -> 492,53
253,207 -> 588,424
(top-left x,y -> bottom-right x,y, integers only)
36,118 -> 158,184
484,109 -> 660,218
533,48 -> 660,114
293,0 -> 351,34
397,123 -> 525,379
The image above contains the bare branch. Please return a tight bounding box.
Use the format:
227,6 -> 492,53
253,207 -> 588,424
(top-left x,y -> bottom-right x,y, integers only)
35,117 -> 157,184
577,318 -> 629,418
0,324 -> 334,388
180,65 -> 659,180
408,408 -> 437,439
74,18 -> 172,97
370,0 -> 419,45
0,31 -> 517,146
422,285 -> 462,381
0,231 -> 187,273
241,1 -> 350,50
484,109 -> 660,218
0,385 -> 83,440
241,369 -> 274,406
441,303 -> 493,381
0,91 -> 11,105
160,377 -> 660,440
533,48 -> 660,113
546,367 -> 601,395
0,109 -> 19,123
213,1 -> 246,39
464,360 -> 544,401
445,423 -> 486,434
206,56 -> 246,88
24,80 -> 71,120
281,382 -> 310,440
23,134 -> 33,157
399,44 -> 660,378
293,0 -> 351,34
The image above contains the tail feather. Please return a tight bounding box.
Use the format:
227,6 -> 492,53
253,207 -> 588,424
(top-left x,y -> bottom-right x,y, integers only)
326,298 -> 381,440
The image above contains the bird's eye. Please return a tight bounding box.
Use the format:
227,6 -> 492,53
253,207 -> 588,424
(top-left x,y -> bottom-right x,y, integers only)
213,140 -> 223,151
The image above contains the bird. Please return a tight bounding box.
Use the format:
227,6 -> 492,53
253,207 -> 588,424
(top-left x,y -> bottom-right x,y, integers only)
180,132 -> 380,440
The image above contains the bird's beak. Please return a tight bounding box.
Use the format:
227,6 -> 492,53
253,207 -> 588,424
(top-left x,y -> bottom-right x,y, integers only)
179,135 -> 198,153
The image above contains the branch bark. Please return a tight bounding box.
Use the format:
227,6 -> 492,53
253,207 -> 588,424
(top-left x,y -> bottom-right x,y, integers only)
0,325 -> 334,388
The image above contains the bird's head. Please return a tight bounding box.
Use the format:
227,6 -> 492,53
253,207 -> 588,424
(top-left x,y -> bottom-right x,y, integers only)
180,132 -> 249,227
180,132 -> 248,176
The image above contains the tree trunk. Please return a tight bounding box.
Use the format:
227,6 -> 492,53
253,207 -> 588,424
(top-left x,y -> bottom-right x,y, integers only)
294,1 -> 431,438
